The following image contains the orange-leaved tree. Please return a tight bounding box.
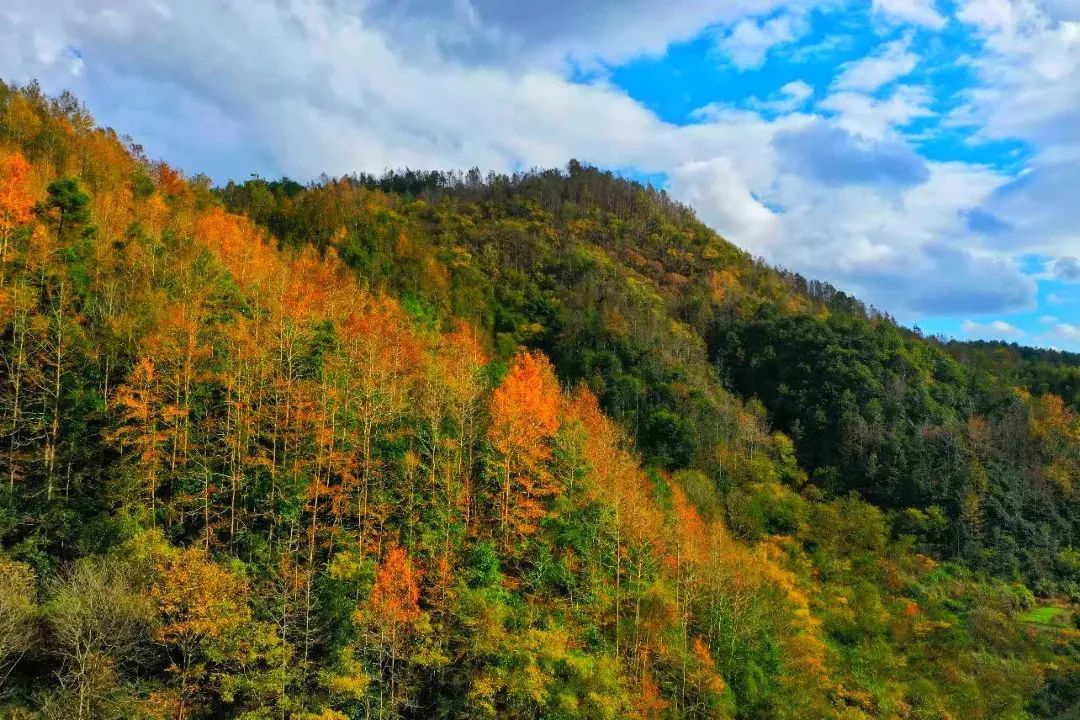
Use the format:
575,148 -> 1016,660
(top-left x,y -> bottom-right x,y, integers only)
0,149 -> 35,260
566,385 -> 664,657
334,296 -> 423,552
358,544 -> 425,715
487,350 -> 562,549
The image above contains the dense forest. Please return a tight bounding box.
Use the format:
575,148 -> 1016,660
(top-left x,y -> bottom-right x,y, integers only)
0,80 -> 1078,719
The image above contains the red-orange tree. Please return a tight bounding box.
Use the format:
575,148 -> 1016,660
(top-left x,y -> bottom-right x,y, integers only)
358,544 -> 425,715
487,351 -> 561,549
0,149 -> 34,260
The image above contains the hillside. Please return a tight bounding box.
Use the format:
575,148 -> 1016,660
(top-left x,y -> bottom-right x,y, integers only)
223,162 -> 1080,589
0,81 -> 1078,720
940,341 -> 1080,411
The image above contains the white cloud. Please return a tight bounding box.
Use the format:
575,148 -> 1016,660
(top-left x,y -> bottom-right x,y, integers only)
962,319 -> 1026,337
819,85 -> 934,139
1052,256 -> 1080,281
1042,0 -> 1080,22
781,80 -> 815,102
1046,322 -> 1080,341
756,159 -> 1028,317
747,79 -> 815,112
0,0 -> 1045,322
668,157 -> 781,250
834,36 -> 919,92
953,0 -> 1080,260
716,10 -> 811,69
358,0 -> 814,69
872,0 -> 947,29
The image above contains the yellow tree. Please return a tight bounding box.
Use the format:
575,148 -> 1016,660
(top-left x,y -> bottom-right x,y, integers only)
334,298 -> 421,553
26,222 -> 86,503
0,278 -> 43,502
0,558 -> 35,692
110,357 -> 169,522
421,321 -> 488,545
567,385 -> 664,656
1028,393 -> 1080,495
152,547 -> 267,720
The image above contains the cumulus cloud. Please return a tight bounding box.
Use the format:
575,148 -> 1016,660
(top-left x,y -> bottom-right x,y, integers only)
872,0 -> 947,28
0,0 -> 1050,323
819,85 -> 934,139
962,319 -> 1026,338
668,157 -> 781,250
780,80 -> 814,102
1053,256 -> 1080,281
953,0 -> 1080,259
1042,0 -> 1080,21
962,208 -> 1012,235
834,36 -> 919,92
748,79 -> 815,112
716,10 -> 811,69
749,159 -> 1028,317
2,0 -> 674,178
907,245 -> 1033,314
774,122 -> 929,186
364,0 -> 818,68
1046,322 -> 1080,342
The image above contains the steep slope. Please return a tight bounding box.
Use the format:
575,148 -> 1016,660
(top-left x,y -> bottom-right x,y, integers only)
0,81 -> 1077,720
222,165 -> 1080,591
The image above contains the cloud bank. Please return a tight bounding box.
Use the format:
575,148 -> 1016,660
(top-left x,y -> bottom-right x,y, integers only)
0,0 -> 1075,339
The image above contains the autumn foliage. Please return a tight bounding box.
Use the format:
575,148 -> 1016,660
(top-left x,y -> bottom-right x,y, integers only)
0,150 -> 34,255
0,81 -> 1073,720
488,351 -> 562,545
370,545 -> 422,626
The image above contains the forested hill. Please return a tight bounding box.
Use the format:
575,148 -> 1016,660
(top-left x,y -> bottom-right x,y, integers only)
1,80 -> 1080,720
940,340 -> 1080,411
222,161 -> 1080,587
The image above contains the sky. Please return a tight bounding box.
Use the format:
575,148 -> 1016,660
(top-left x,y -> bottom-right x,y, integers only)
2,0 -> 1078,350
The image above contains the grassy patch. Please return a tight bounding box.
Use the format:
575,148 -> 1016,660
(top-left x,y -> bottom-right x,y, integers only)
1021,606 -> 1068,626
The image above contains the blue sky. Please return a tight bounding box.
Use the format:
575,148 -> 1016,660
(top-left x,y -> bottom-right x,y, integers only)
2,0 -> 1078,350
